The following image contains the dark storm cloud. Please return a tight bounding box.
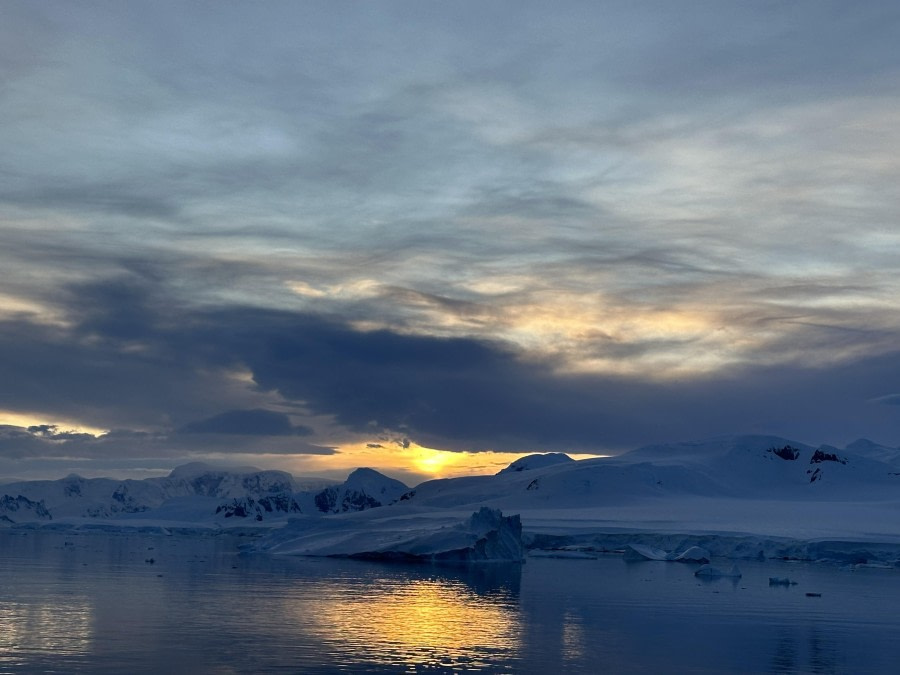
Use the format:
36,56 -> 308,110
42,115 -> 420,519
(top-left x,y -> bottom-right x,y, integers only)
0,282 -> 245,431
0,426 -> 48,460
5,272 -> 899,457
0,420 -> 335,484
231,310 -> 900,450
180,409 -> 313,437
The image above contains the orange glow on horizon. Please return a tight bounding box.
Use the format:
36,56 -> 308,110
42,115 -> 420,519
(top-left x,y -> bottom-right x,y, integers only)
240,441 -> 606,484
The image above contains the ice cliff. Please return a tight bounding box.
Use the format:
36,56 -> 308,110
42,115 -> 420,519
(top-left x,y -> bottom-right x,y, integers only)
258,507 -> 525,563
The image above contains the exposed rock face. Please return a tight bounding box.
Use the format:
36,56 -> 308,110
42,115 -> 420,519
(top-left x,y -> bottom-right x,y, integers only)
769,445 -> 801,461
63,475 -> 83,497
177,470 -> 295,499
810,449 -> 847,465
806,448 -> 850,483
0,495 -> 52,521
313,468 -> 409,514
104,483 -> 150,515
216,494 -> 302,520
314,488 -> 380,513
0,463 -> 310,522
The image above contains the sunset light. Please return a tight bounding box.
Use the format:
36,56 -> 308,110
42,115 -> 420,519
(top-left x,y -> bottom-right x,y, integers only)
3,3 -> 900,673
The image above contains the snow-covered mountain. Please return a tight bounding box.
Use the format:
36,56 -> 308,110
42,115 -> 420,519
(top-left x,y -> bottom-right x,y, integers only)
0,464 -> 299,521
6,435 -> 900,563
844,438 -> 900,467
496,452 -> 574,475
0,463 -> 402,525
254,435 -> 900,562
401,435 -> 900,512
310,467 -> 409,514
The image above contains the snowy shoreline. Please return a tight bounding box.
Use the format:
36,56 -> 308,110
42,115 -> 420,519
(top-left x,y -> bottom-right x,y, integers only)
8,507 -> 900,567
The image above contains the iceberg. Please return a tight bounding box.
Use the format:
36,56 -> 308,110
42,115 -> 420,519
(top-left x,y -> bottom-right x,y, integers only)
768,577 -> 797,586
673,546 -> 711,563
623,543 -> 710,563
623,544 -> 670,561
695,563 -> 742,578
259,507 -> 525,563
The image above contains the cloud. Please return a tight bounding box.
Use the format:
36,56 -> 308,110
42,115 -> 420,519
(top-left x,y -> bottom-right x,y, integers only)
871,394 -> 900,407
0,420 -> 334,484
2,269 -> 900,464
180,409 -> 313,436
2,2 -> 900,476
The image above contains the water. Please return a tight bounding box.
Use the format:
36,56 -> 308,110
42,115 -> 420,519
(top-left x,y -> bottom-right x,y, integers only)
2,530 -> 900,674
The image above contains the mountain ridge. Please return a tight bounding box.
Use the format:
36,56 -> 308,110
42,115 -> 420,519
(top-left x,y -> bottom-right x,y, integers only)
4,434 -> 900,558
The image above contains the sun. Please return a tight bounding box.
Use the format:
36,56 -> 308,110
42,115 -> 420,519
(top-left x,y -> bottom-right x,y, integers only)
413,448 -> 457,476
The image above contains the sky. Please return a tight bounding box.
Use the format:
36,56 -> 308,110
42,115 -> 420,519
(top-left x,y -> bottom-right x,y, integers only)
2,0 -> 900,483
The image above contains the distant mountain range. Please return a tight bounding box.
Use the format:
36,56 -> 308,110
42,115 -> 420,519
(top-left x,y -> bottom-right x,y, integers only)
0,461 -> 407,525
5,435 -> 900,563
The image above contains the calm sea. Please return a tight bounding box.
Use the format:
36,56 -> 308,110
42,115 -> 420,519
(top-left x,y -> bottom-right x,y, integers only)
2,530 -> 900,673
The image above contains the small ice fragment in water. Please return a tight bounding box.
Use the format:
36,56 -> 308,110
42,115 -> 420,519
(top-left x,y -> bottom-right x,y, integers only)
769,577 -> 797,586
695,563 -> 742,578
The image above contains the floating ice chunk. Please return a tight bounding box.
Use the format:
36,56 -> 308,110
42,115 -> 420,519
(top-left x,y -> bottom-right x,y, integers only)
768,577 -> 797,586
623,543 -> 710,563
695,563 -> 742,578
673,546 -> 711,563
260,507 -> 525,563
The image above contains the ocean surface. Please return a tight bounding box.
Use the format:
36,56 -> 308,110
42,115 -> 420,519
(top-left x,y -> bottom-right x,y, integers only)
2,530 -> 900,674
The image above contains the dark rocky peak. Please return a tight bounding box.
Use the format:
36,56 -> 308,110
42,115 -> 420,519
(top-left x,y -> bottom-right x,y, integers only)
62,474 -> 85,497
0,494 -> 52,520
768,445 -> 800,461
313,468 -> 409,514
810,449 -> 847,465
216,493 -> 302,520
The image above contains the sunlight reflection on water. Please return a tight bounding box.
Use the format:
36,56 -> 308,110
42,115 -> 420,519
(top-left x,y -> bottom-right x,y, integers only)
0,599 -> 93,660
3,530 -> 900,673
301,575 -> 521,672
